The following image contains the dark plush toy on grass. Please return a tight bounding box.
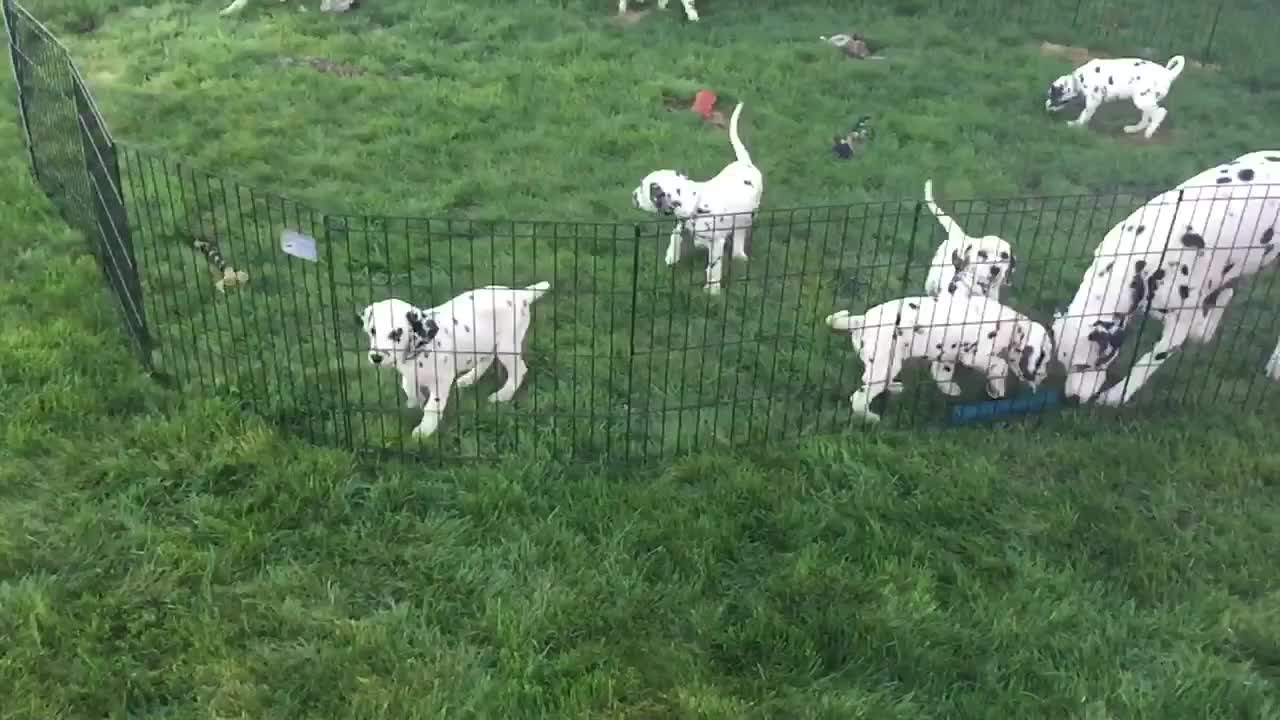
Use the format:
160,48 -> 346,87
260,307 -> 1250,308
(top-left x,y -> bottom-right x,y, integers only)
833,116 -> 873,159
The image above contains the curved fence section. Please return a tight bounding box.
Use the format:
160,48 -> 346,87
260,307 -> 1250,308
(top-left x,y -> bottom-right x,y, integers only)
7,1 -> 1280,462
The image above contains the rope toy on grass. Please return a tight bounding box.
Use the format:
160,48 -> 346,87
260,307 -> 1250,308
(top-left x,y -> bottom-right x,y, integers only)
192,238 -> 250,294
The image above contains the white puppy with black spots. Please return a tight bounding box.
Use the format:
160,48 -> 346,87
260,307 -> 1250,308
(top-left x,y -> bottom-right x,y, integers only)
619,0 -> 698,21
922,179 -> 1017,302
359,282 -> 551,438
1054,150 -> 1280,406
632,102 -> 763,295
1045,55 -> 1185,138
825,292 -> 1054,424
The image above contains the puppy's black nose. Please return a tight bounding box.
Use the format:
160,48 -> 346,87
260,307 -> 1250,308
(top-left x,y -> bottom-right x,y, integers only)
370,352 -> 384,364
990,266 -> 1002,276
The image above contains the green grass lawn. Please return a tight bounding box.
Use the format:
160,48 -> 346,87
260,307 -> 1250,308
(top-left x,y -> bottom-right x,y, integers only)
2,0 -> 1280,717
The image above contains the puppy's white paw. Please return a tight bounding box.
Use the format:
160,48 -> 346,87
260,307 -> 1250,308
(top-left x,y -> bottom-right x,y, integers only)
455,369 -> 484,388
412,414 -> 442,438
985,381 -> 1008,399
664,247 -> 681,266
686,9 -> 699,21
1094,383 -> 1128,407
1123,123 -> 1144,134
487,387 -> 518,403
849,391 -> 880,424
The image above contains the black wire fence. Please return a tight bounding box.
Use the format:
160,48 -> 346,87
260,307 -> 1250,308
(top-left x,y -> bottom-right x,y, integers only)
7,0 -> 1280,461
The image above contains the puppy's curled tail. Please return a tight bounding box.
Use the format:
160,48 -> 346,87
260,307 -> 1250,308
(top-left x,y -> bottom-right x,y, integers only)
728,102 -> 752,165
923,178 -> 965,246
522,280 -> 552,303
1165,55 -> 1186,79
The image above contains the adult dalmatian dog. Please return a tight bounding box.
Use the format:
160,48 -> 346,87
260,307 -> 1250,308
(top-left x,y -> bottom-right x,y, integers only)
1045,55 -> 1186,138
631,102 -> 763,294
618,0 -> 698,21
1054,151 -> 1280,406
826,288 -> 1054,424
359,282 -> 551,438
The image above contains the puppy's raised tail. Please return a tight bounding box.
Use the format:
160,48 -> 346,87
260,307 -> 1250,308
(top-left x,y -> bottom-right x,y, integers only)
1165,55 -> 1186,79
923,178 -> 969,246
522,281 -> 552,302
728,102 -> 752,165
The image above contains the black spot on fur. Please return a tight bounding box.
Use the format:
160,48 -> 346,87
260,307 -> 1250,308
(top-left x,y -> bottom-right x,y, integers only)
1178,285 -> 1190,300
1261,228 -> 1275,245
1128,274 -> 1145,311
913,326 -> 926,335
1238,168 -> 1255,181
936,343 -> 944,350
1140,89 -> 1150,96
1202,288 -> 1224,311
1216,176 -> 1231,184
1223,262 -> 1235,275
1134,61 -> 1141,66
388,328 -> 403,342
987,330 -> 999,339
1180,232 -> 1205,249
743,179 -> 754,186
1179,265 -> 1190,276
1154,351 -> 1169,361
908,302 -> 919,310
947,283 -> 957,293
1134,260 -> 1147,272
1108,76 -> 1114,85
977,250 -> 989,260
1100,261 -> 1114,276
1095,66 -> 1101,73
1135,225 -> 1146,235
1266,156 -> 1280,162
463,325 -> 470,333
895,312 -> 902,325
943,365 -> 953,372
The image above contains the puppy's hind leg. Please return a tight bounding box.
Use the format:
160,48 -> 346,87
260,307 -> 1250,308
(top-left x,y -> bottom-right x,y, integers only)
730,224 -> 750,261
703,234 -> 728,295
677,0 -> 699,21
1143,106 -> 1169,139
929,362 -> 963,396
455,354 -> 496,388
489,351 -> 530,403
219,0 -> 250,14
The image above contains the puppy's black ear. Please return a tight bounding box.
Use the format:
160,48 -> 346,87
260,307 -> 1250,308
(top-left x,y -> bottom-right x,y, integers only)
650,182 -> 674,213
1018,344 -> 1035,381
423,318 -> 439,341
405,310 -> 431,340
355,310 -> 365,329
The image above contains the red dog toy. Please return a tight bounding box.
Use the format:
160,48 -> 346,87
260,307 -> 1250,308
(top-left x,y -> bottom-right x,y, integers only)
691,90 -> 717,119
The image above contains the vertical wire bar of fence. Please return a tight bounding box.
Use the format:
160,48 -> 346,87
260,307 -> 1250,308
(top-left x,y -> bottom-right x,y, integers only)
145,156 -> 194,385
721,211 -> 754,449
182,168 -> 231,388
202,171 -> 246,397
123,152 -> 172,379
786,207 -> 833,438
323,214 -> 354,451
214,175 -> 262,414
1202,0 -> 1226,62
625,224 -> 641,461
161,161 -> 211,395
829,203 -> 874,430
691,216 -> 725,455
228,177 -> 271,418
1115,190 -> 1183,408
899,201 -> 924,429
743,209 -> 780,446
759,208 -> 799,445
1235,185 -> 1280,411
392,217 -> 409,456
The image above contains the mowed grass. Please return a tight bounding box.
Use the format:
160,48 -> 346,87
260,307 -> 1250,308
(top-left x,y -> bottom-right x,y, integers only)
17,0 -> 1280,458
2,0 -> 1280,717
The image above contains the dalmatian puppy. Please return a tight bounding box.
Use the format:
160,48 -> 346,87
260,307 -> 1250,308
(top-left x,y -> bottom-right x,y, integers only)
359,282 -> 551,438
1044,55 -> 1185,138
825,293 -> 1054,424
922,179 -> 1017,302
619,0 -> 698,22
1054,150 -> 1280,406
632,102 -> 763,295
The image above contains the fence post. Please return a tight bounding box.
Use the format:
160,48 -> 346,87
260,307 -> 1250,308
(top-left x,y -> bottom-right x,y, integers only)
1070,0 -> 1085,26
624,223 -> 642,459
72,70 -> 153,364
2,0 -> 41,184
900,201 -> 923,295
324,214 -> 355,451
1203,0 -> 1225,62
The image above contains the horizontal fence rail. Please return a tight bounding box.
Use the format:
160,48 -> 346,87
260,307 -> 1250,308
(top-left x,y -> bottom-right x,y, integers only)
6,0 -> 1280,462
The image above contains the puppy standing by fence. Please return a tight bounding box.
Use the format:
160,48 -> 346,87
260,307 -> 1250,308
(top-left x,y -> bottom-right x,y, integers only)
632,102 -> 763,295
825,288 -> 1054,424
1044,55 -> 1185,138
359,282 -> 551,438
1054,151 -> 1280,406
919,179 -> 1019,394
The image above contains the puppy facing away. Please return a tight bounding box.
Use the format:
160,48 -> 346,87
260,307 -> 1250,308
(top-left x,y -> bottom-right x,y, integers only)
922,179 -> 1017,302
619,0 -> 698,22
1044,55 -> 1185,138
826,294 -> 1053,424
631,102 -> 764,294
359,282 -> 551,438
1054,151 -> 1280,406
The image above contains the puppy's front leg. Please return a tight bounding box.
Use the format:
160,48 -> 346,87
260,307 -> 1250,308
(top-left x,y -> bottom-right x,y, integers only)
412,379 -> 455,438
618,0 -> 628,14
703,234 -> 729,294
979,356 -> 1010,398
929,362 -> 963,396
401,370 -> 426,408
664,223 -> 685,266
1067,98 -> 1099,128
1094,316 -> 1192,406
678,0 -> 699,21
